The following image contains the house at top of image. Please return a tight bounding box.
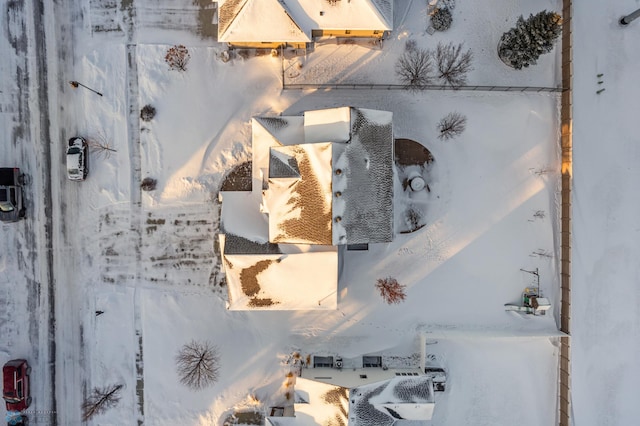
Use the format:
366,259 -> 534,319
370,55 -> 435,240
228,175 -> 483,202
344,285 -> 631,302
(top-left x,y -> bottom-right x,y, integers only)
218,106 -> 395,310
215,0 -> 393,49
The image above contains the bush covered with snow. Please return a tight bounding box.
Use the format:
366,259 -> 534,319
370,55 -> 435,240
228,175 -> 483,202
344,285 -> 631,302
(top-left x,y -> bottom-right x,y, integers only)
498,10 -> 562,69
431,7 -> 453,31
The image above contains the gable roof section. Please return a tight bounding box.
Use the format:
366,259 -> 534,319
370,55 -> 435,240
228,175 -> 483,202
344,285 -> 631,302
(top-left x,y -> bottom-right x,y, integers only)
218,0 -> 310,43
220,235 -> 338,310
256,107 -> 394,246
368,376 -> 435,421
287,0 -> 393,32
265,143 -> 334,245
334,108 -> 394,245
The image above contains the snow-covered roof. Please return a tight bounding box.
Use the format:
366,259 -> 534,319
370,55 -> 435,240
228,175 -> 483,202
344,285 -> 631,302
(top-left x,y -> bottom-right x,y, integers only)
217,106 -> 393,310
220,235 -> 338,310
218,0 -> 310,43
257,107 -> 394,245
217,0 -> 393,43
303,367 -> 423,389
368,376 -> 435,421
287,0 -> 393,32
275,373 -> 433,425
219,191 -> 269,243
267,378 -> 349,426
350,376 -> 434,425
304,107 -> 351,143
265,143 -> 334,245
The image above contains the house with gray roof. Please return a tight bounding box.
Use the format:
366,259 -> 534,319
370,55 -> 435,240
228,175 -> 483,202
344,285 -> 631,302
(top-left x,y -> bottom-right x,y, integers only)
218,107 -> 395,310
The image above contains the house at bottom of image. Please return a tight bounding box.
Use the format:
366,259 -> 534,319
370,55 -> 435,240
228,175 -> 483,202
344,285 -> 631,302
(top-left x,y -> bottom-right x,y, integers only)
219,106 -> 395,310
267,357 -> 438,425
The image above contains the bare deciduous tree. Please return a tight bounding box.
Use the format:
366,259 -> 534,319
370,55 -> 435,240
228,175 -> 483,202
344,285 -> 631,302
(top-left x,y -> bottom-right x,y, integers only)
165,45 -> 191,71
375,277 -> 407,304
176,340 -> 221,390
437,112 -> 467,140
82,384 -> 123,421
88,139 -> 117,159
395,48 -> 433,92
435,42 -> 473,88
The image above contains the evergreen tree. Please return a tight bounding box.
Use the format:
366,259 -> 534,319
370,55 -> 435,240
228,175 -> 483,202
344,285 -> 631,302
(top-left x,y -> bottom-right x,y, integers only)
498,10 -> 562,69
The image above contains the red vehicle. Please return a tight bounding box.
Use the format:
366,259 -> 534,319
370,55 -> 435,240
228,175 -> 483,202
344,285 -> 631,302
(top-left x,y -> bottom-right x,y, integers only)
2,360 -> 31,411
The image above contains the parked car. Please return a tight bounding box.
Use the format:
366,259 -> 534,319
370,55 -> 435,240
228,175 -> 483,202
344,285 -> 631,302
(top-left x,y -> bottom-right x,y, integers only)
6,411 -> 28,425
2,359 -> 31,412
0,168 -> 26,222
66,137 -> 88,181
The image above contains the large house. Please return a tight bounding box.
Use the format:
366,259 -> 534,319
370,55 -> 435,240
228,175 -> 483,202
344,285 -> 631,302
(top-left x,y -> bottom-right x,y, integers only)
218,107 -> 395,310
266,358 -> 436,425
216,0 -> 394,49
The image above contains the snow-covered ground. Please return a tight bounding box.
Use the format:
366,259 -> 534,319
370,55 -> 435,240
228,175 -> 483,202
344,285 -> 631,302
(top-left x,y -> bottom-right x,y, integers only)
571,1 -> 640,425
6,0 -> 637,424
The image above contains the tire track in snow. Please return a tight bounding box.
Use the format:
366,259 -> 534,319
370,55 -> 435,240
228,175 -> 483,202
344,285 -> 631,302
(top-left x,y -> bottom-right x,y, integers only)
30,0 -> 58,422
122,0 -> 146,413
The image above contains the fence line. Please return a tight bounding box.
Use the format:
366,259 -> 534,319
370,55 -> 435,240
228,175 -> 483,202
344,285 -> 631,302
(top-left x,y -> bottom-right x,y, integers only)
558,0 -> 573,425
282,83 -> 565,92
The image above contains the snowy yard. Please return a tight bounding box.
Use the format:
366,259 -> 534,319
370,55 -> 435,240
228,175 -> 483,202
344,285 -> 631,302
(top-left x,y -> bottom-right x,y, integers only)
73,1 -> 563,422
10,0 -> 639,424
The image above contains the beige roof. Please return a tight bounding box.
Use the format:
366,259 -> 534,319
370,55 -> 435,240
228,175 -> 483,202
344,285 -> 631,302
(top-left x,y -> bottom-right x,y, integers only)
218,0 -> 310,43
265,143 -> 334,245
217,0 -> 393,43
220,235 -> 338,311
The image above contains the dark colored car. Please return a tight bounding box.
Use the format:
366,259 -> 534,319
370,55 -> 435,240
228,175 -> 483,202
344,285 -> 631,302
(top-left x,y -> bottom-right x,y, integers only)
2,360 -> 31,412
66,137 -> 89,181
0,168 -> 25,222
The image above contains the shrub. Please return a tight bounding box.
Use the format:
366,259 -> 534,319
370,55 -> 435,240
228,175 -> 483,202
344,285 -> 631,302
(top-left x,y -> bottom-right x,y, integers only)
141,177 -> 157,191
140,105 -> 156,122
165,45 -> 191,71
431,8 -> 452,31
375,277 -> 407,304
439,0 -> 456,9
404,39 -> 417,52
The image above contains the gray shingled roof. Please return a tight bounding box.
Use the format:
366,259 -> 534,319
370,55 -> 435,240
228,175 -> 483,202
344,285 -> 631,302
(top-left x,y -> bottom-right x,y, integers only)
339,108 -> 394,244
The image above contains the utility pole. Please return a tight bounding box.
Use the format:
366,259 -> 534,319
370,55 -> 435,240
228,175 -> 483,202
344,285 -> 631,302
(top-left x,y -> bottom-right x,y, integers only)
620,8 -> 640,26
